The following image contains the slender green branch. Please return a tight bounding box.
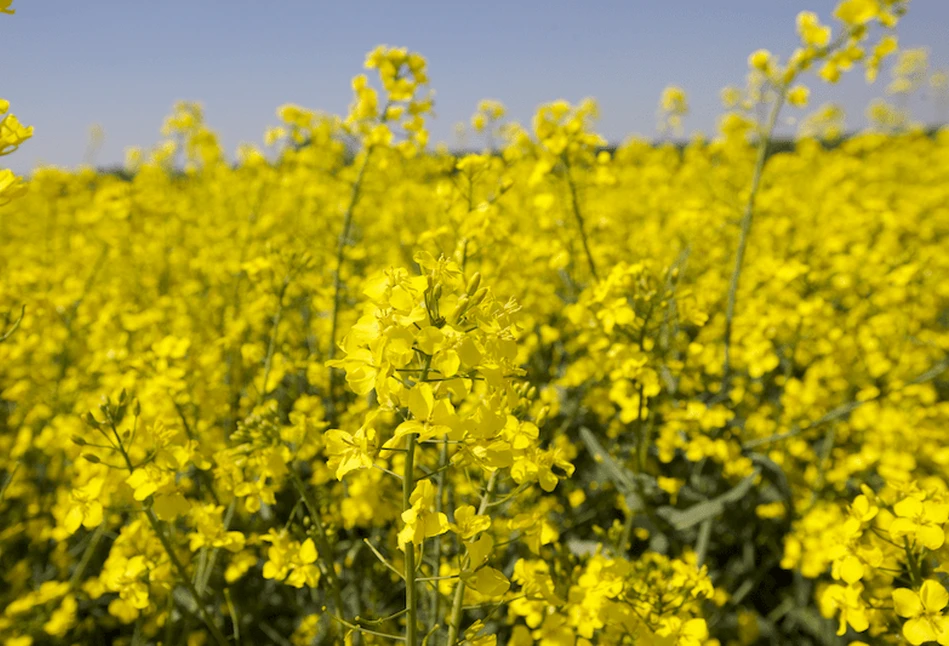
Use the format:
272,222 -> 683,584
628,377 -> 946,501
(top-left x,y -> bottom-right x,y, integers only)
445,471 -> 498,646
720,88 -> 786,396
69,524 -> 106,587
429,436 -> 450,631
561,155 -> 599,282
258,274 -> 291,405
364,538 -> 405,581
404,430 -> 419,646
288,468 -> 344,613
402,352 -> 436,646
742,358 -> 948,450
145,506 -> 230,646
329,612 -> 407,642
109,420 -> 230,646
0,304 -> 25,343
327,145 -> 377,423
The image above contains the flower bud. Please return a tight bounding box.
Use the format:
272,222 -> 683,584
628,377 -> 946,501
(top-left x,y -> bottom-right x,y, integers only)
450,295 -> 470,322
466,272 -> 482,296
536,406 -> 550,428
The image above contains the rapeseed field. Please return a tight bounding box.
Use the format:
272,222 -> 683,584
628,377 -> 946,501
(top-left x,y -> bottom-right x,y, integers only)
2,1 -> 949,644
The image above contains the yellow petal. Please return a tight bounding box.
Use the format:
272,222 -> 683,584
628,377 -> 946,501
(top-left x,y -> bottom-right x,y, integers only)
83,502 -> 104,529
408,383 -> 434,421
918,524 -> 946,550
894,497 -> 923,519
466,534 -> 495,569
467,567 -> 510,597
299,538 -> 318,564
921,580 -> 949,613
153,493 -> 190,521
893,587 -> 923,618
904,616 -> 937,645
433,349 -> 460,378
839,555 -> 864,584
63,506 -> 84,534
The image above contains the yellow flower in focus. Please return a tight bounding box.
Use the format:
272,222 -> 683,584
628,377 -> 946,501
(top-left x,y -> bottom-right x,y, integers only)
0,168 -> 27,205
821,583 -> 870,636
63,478 -> 105,534
654,616 -> 708,646
451,504 -> 492,540
324,414 -> 379,480
889,495 -> 949,550
464,566 -> 510,598
398,480 -> 449,549
893,580 -> 949,645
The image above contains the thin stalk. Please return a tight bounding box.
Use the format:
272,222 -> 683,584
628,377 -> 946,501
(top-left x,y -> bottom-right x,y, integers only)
904,539 -> 922,588
258,274 -> 291,406
429,437 -> 450,632
720,88 -> 786,396
110,424 -> 229,646
69,524 -> 105,587
327,145 -> 376,423
288,468 -> 344,613
146,507 -> 230,646
404,433 -> 419,646
403,354 -> 433,646
445,472 -> 498,646
196,499 -> 235,595
0,304 -> 25,343
562,156 -> 599,282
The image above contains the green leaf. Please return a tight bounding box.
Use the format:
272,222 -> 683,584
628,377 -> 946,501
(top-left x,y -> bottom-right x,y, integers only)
656,470 -> 758,531
578,426 -> 653,512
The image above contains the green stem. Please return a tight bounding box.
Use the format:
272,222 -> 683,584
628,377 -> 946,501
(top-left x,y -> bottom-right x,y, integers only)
289,468 -> 344,614
429,437 -> 450,633
145,506 -> 230,646
110,421 -> 229,646
904,539 -> 922,588
562,156 -> 599,282
258,275 -> 291,406
69,524 -> 105,587
327,145 -> 376,423
404,432 -> 419,646
720,88 -> 786,397
445,472 -> 497,646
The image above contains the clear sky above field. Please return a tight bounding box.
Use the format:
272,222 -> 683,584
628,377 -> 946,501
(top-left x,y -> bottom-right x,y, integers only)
4,1 -> 949,172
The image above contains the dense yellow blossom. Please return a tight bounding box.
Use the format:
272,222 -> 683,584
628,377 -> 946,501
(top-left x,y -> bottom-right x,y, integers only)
0,1 -> 946,645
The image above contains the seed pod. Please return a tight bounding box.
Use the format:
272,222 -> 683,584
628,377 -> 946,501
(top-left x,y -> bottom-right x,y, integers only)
536,406 -> 550,427
82,453 -> 101,464
450,295 -> 470,322
466,272 -> 481,296
70,435 -> 87,446
470,287 -> 488,307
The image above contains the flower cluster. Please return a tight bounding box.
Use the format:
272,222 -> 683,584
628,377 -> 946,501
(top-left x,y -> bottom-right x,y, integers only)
0,1 -> 947,645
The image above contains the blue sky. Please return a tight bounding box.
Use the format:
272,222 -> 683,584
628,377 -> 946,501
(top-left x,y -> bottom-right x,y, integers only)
3,1 -> 948,172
